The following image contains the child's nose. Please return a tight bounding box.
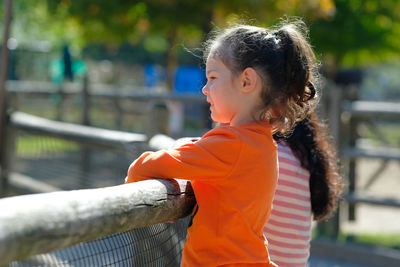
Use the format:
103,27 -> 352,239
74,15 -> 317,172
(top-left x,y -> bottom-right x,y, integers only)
202,84 -> 209,96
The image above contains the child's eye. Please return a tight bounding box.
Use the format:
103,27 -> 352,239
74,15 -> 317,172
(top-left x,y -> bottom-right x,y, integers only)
208,76 -> 216,80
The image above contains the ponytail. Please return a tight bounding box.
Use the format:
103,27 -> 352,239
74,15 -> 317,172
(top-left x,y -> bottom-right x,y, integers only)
274,113 -> 343,221
269,24 -> 319,130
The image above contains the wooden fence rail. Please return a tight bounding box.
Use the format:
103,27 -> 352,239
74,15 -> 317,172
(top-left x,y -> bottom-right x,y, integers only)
9,111 -> 147,149
6,79 -> 207,138
0,179 -> 195,265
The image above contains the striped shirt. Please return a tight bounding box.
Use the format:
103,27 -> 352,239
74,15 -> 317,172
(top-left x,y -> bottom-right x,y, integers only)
264,142 -> 312,267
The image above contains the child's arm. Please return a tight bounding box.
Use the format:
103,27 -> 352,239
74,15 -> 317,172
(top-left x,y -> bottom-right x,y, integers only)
126,127 -> 241,183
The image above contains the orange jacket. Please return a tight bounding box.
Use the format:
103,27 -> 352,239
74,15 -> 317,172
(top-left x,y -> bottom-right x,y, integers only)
126,121 -> 278,267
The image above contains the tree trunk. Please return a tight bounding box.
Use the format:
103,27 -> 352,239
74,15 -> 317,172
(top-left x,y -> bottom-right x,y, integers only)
0,0 -> 13,194
166,30 -> 178,91
323,53 -> 342,81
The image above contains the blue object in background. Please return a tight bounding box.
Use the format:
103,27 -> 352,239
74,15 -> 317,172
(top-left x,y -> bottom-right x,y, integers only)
144,64 -> 157,88
174,66 -> 205,95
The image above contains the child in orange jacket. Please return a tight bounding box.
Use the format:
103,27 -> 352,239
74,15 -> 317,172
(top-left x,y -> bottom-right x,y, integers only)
126,19 -> 319,267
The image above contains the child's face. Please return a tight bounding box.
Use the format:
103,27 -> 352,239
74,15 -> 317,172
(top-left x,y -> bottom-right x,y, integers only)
202,56 -> 242,125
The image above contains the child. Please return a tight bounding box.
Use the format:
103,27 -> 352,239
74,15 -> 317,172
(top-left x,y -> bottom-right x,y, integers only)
265,113 -> 343,266
126,20 -> 319,267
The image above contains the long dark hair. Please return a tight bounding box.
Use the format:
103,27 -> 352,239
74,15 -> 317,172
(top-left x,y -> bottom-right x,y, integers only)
274,112 -> 343,221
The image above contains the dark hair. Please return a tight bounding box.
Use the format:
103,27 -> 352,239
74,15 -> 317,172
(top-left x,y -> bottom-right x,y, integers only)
274,113 -> 343,221
204,19 -> 319,133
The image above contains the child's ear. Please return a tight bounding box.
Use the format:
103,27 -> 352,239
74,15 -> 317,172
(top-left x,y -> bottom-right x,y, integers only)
241,67 -> 259,93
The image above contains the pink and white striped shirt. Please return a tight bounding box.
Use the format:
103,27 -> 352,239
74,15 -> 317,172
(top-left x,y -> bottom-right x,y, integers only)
264,142 -> 312,267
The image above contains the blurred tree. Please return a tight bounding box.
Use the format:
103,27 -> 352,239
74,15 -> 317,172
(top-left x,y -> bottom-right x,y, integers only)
45,0 -> 215,90
213,0 -> 335,26
43,0 -> 333,89
213,0 -> 400,79
1,0 -> 80,49
309,0 -> 400,78
137,0 -> 215,90
3,0 -> 399,85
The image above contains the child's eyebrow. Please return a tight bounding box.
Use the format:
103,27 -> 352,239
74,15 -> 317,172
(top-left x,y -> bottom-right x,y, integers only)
206,68 -> 217,74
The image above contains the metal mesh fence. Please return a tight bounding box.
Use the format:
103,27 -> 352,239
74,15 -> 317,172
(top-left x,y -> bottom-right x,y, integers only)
12,130 -> 143,190
9,218 -> 190,267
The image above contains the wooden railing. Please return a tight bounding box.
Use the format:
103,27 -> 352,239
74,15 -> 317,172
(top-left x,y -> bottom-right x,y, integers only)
0,179 -> 195,265
6,80 -> 207,138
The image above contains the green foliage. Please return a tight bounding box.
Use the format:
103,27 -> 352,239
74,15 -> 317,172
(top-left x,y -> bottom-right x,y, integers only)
44,0 -> 213,50
360,123 -> 400,146
339,232 -> 400,250
45,0 -> 149,45
143,35 -> 168,53
355,233 -> 400,250
309,0 -> 400,66
3,0 -> 400,68
5,1 -> 65,48
17,136 -> 78,156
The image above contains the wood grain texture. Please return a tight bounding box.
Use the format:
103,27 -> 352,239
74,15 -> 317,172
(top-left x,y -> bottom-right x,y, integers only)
0,179 -> 195,265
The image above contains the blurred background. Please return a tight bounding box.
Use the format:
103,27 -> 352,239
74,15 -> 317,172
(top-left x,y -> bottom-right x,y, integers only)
0,0 -> 400,266
1,0 -> 399,130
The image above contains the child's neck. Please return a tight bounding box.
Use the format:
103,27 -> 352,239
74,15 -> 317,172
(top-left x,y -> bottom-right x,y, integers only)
229,114 -> 258,127
229,107 -> 264,127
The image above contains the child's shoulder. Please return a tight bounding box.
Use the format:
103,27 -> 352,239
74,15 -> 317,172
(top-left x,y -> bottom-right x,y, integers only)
202,125 -> 240,140
202,122 -> 271,141
201,126 -> 240,141
197,125 -> 243,150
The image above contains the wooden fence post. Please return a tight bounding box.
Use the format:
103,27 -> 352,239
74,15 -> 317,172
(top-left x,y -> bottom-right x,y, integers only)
146,100 -> 169,139
80,75 -> 91,188
0,120 -> 16,196
329,86 -> 341,145
81,74 -> 90,126
0,0 -> 13,196
347,114 -> 358,221
55,83 -> 64,121
317,85 -> 342,238
108,86 -> 123,129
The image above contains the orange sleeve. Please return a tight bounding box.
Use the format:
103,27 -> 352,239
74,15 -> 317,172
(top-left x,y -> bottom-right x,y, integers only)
125,127 -> 242,183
